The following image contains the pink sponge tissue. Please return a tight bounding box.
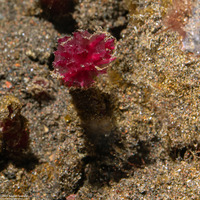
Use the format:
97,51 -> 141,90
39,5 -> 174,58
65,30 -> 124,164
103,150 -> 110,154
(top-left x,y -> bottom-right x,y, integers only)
53,31 -> 116,88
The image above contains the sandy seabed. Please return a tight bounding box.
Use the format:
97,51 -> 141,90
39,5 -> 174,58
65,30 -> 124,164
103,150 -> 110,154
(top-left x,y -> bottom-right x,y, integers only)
0,0 -> 199,199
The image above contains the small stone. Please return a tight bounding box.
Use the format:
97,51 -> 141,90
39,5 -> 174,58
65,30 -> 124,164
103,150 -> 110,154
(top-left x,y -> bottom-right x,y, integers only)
44,125 -> 49,133
64,114 -> 71,123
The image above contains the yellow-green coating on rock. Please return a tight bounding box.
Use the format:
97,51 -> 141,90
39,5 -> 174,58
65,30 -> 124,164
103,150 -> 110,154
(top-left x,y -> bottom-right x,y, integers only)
0,95 -> 22,121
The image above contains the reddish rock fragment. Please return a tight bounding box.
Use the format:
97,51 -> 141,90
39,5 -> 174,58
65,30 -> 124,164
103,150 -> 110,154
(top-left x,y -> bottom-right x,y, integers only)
0,95 -> 29,152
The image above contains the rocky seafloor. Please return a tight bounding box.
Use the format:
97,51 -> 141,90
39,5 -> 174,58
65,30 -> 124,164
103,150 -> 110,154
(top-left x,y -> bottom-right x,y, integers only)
0,0 -> 199,199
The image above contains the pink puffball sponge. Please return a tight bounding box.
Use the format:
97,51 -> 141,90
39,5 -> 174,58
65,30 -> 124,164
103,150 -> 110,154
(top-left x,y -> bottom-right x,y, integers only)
53,31 -> 116,88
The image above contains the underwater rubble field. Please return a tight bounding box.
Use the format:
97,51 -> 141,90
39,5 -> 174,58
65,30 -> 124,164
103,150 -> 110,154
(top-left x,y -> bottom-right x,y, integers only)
0,0 -> 199,199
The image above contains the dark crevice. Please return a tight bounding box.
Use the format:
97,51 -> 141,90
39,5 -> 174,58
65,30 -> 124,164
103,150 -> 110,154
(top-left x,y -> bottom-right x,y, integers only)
110,23 -> 128,40
47,51 -> 55,71
0,151 -> 39,172
38,0 -> 78,34
72,166 -> 86,194
124,137 -> 160,171
125,141 -> 152,169
169,143 -> 200,162
78,155 -> 127,188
